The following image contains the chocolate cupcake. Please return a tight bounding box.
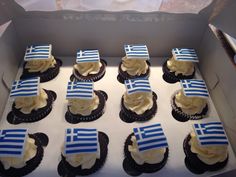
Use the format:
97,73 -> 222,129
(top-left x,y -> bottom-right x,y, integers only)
123,124 -> 169,176
117,44 -> 151,84
65,81 -> 108,124
7,77 -> 57,124
119,78 -> 157,123
20,44 -> 62,82
70,49 -> 106,82
162,48 -> 198,83
184,122 -> 229,174
0,129 -> 49,177
171,79 -> 209,122
58,128 -> 109,176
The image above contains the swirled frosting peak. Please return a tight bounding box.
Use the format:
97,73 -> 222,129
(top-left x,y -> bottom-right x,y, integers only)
74,62 -> 102,76
0,136 -> 37,170
63,144 -> 100,169
124,92 -> 153,115
68,93 -> 99,116
25,55 -> 56,73
128,136 -> 165,165
14,88 -> 48,114
121,56 -> 148,76
167,57 -> 194,76
175,90 -> 207,115
189,132 -> 228,165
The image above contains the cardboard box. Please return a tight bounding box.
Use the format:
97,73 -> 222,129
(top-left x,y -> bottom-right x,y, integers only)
0,0 -> 236,176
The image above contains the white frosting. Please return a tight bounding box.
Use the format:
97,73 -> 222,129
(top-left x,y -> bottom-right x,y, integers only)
167,57 -> 194,76
189,132 -> 228,165
0,136 -> 37,170
128,136 -> 166,165
68,93 -> 99,116
175,90 -> 207,115
25,55 -> 56,73
123,92 -> 153,115
121,56 -> 148,76
63,143 -> 100,169
14,89 -> 48,114
73,62 -> 102,76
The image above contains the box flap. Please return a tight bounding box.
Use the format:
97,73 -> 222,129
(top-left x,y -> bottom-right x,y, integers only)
0,0 -> 25,25
210,0 -> 236,39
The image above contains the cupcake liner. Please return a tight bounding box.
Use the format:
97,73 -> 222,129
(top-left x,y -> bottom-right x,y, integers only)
117,61 -> 151,84
170,90 -> 208,122
65,90 -> 107,124
119,91 -> 157,123
7,90 -> 57,124
162,60 -> 195,84
20,58 -> 62,83
70,59 -> 107,82
57,132 -> 109,176
183,134 -> 228,174
123,133 -> 168,176
0,133 -> 48,177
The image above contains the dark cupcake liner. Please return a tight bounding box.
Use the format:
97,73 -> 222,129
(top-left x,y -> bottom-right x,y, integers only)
7,90 -> 57,124
0,133 -> 48,177
119,91 -> 157,123
70,59 -> 107,82
57,132 -> 109,176
123,133 -> 168,176
162,60 -> 195,84
20,58 -> 62,83
65,90 -> 108,124
183,134 -> 228,174
170,90 -> 208,122
117,60 -> 151,84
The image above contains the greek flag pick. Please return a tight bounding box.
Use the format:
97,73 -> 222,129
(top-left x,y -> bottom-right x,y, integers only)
64,128 -> 98,155
180,79 -> 209,98
172,48 -> 199,62
10,77 -> 40,98
193,122 -> 228,146
124,78 -> 151,95
124,44 -> 150,60
0,129 -> 27,157
133,124 -> 168,152
24,44 -> 52,61
66,81 -> 94,99
76,50 -> 100,63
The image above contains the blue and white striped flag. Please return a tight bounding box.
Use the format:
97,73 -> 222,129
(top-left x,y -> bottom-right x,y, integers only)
76,50 -> 100,63
193,122 -> 228,146
124,44 -> 150,60
133,124 -> 168,152
10,77 -> 40,98
180,79 -> 209,98
24,44 -> 52,61
64,128 -> 98,155
66,81 -> 94,99
172,48 -> 199,62
124,78 -> 151,95
0,129 -> 27,157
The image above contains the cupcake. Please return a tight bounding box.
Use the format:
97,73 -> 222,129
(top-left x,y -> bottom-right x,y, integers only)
162,48 -> 198,83
58,128 -> 109,176
123,124 -> 169,176
117,44 -> 150,84
119,78 -> 157,123
20,44 -> 62,82
70,49 -> 107,82
65,81 -> 108,124
171,79 -> 209,122
7,77 -> 57,124
184,122 -> 229,174
0,129 -> 49,177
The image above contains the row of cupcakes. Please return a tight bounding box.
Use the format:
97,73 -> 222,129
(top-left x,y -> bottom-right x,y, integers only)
0,122 -> 229,176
